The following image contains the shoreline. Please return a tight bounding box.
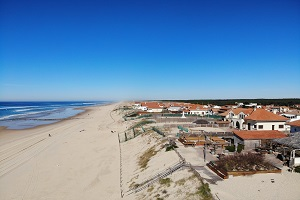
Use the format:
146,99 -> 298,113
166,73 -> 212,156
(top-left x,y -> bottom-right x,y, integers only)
0,105 -> 105,147
0,103 -> 111,132
0,102 -> 124,199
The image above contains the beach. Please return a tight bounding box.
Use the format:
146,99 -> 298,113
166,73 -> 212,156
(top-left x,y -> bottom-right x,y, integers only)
0,102 -> 125,200
1,102 -> 300,200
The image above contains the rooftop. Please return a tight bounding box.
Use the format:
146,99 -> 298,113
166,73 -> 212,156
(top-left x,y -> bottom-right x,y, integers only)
244,109 -> 288,121
233,130 -> 287,140
287,119 -> 300,127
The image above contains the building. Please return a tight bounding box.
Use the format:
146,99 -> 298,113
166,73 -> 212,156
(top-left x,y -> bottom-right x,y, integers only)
188,104 -> 209,116
221,108 -> 253,129
140,102 -> 164,113
287,119 -> 300,133
167,106 -> 182,113
233,130 -> 287,150
243,109 -> 288,131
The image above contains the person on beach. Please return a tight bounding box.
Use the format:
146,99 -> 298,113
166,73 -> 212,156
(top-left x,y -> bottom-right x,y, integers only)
49,134 -> 51,137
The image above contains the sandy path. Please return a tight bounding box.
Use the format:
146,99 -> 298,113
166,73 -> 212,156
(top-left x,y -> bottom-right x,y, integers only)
0,103 -> 124,200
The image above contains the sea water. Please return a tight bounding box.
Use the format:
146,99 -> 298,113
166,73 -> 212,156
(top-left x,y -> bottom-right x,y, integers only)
0,101 -> 110,129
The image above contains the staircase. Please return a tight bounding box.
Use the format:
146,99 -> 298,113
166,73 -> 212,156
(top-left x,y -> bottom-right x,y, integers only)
125,161 -> 185,196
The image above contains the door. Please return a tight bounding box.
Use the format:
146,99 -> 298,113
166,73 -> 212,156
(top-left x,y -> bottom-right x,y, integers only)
272,125 -> 275,130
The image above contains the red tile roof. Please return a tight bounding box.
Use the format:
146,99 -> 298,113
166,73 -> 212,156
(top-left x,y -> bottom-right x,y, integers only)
287,119 -> 300,127
244,109 -> 288,121
231,108 -> 253,115
141,102 -> 162,109
189,104 -> 206,110
233,130 -> 287,140
219,110 -> 230,116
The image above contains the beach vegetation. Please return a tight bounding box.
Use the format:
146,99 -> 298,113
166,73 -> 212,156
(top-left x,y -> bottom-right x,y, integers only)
138,146 -> 158,169
129,181 -> 140,189
187,174 -> 197,181
159,178 -> 172,187
147,185 -> 154,192
295,166 -> 300,173
165,144 -> 178,151
216,153 -> 275,172
196,183 -> 213,200
175,178 -> 186,186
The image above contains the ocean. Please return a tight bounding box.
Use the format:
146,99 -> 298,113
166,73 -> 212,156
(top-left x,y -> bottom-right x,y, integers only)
0,101 -> 110,129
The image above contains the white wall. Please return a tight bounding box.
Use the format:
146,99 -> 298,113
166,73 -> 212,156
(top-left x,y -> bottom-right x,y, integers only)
189,110 -> 206,116
147,108 -> 163,113
245,120 -> 286,131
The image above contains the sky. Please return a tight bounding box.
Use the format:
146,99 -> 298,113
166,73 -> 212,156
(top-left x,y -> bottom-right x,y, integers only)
0,0 -> 299,101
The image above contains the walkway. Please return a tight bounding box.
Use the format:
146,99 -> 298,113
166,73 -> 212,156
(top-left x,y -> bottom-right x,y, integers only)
175,142 -> 223,184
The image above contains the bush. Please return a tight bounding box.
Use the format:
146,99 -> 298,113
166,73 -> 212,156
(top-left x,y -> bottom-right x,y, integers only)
139,146 -> 158,169
216,152 -> 275,171
159,178 -> 172,187
166,144 -> 178,151
295,166 -> 300,173
225,145 -> 235,152
196,183 -> 212,200
225,144 -> 244,153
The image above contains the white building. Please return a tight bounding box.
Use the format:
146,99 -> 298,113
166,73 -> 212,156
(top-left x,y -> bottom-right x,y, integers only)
167,106 -> 182,112
188,104 -> 209,116
243,109 -> 288,131
221,108 -> 253,129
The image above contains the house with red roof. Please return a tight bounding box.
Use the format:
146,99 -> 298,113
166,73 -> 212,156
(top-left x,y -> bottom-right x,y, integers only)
233,130 -> 287,150
287,119 -> 300,133
140,102 -> 164,113
243,109 -> 288,131
220,108 -> 253,129
188,104 -> 210,116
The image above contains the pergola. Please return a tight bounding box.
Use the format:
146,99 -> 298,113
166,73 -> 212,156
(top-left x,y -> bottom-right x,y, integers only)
273,132 -> 300,149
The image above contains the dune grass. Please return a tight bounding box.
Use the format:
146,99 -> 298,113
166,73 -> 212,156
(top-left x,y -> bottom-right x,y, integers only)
138,146 -> 158,169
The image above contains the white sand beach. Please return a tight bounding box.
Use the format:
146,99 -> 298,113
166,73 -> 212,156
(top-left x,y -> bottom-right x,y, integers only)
1,102 -> 300,200
0,103 -> 125,200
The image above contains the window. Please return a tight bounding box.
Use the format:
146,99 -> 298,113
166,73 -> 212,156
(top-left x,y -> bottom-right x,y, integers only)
279,125 -> 284,129
254,125 -> 257,129
258,125 -> 263,129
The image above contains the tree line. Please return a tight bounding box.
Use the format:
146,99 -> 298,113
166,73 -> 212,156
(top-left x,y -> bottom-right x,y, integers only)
159,99 -> 300,107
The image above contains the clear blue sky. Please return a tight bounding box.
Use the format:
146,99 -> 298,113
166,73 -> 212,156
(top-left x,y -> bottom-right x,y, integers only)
0,0 -> 299,101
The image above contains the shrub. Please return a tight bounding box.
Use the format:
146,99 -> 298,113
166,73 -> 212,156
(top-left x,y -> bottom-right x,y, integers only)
138,146 -> 158,169
196,183 -> 212,200
147,186 -> 154,192
159,178 -> 172,187
225,145 -> 235,152
295,166 -> 300,173
216,152 -> 275,171
225,144 -> 244,153
165,144 -> 178,151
